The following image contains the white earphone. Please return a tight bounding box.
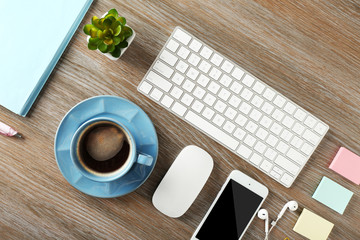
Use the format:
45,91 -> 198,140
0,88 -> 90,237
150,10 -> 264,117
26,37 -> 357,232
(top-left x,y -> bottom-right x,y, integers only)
258,200 -> 298,240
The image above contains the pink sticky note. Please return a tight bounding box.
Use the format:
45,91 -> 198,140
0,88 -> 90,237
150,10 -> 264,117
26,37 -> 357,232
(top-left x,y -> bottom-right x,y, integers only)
329,147 -> 360,184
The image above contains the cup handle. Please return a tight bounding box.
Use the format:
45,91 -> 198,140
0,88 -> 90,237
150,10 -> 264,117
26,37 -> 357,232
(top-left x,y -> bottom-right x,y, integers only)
136,153 -> 153,166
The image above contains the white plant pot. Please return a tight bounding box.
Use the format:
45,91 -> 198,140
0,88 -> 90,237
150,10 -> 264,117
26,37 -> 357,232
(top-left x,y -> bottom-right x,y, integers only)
86,12 -> 136,61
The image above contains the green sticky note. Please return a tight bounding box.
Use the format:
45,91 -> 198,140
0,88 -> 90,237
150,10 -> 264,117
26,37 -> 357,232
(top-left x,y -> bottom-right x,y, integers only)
312,176 -> 353,214
293,208 -> 334,240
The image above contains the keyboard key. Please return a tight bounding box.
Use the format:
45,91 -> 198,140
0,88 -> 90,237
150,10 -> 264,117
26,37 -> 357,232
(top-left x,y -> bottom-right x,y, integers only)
229,95 -> 241,108
223,121 -> 236,133
273,166 -> 284,175
146,71 -> 172,91
177,46 -> 190,59
234,128 -> 246,140
245,121 -> 258,134
284,102 -> 296,115
154,60 -> 174,78
170,87 -> 183,99
173,28 -> 191,45
213,114 -> 225,126
255,127 -> 269,140
270,170 -> 281,179
193,86 -> 206,99
292,122 -> 305,135
188,53 -> 201,66
166,39 -> 179,52
280,173 -> 294,186
239,102 -> 252,115
230,81 -> 243,94
264,148 -> 277,161
276,141 -> 290,154
294,109 -> 306,121
260,116 -> 272,128
254,142 -> 267,154
287,148 -> 307,165
250,153 -> 263,166
290,136 -> 303,148
242,75 -> 255,87
263,88 -> 275,101
261,102 -> 274,115
272,109 -> 284,122
235,113 -> 248,127
303,129 -> 320,145
208,81 -> 221,94
224,107 -> 237,120
237,145 -> 252,159
160,49 -> 178,66
161,95 -> 174,108
204,93 -> 216,106
221,60 -> 234,73
197,74 -> 210,87
270,122 -> 283,135
251,95 -> 264,108
181,93 -> 194,106
240,88 -> 253,101
244,135 -> 256,147
189,39 -> 202,52
202,107 -> 215,119
185,111 -> 239,150
282,116 -> 295,129
273,95 -> 286,108
198,60 -> 211,73
150,88 -> 163,101
219,75 -> 233,87
200,46 -> 213,59
192,100 -> 204,113
218,88 -> 231,101
260,160 -> 272,172
186,67 -> 199,80
214,100 -> 227,113
139,81 -> 152,94
210,53 -> 223,66
250,109 -> 262,121
274,155 -> 299,175
172,102 -> 187,116
300,143 -> 313,155
253,81 -> 265,94
314,122 -> 327,135
183,79 -> 195,92
266,134 -> 278,147
231,67 -> 244,80
209,67 -> 222,80
172,72 -> 185,85
176,60 -> 189,73
304,116 -> 317,128
280,129 -> 293,141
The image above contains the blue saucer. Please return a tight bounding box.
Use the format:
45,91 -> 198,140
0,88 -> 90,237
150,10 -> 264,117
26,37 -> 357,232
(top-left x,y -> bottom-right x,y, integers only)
54,96 -> 158,198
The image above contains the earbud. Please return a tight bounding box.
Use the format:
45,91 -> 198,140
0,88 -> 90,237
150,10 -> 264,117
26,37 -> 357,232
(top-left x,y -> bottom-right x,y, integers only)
275,200 -> 298,221
257,209 -> 269,239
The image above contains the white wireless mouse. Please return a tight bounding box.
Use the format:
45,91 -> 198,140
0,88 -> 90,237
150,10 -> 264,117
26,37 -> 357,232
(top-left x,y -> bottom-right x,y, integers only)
152,145 -> 213,218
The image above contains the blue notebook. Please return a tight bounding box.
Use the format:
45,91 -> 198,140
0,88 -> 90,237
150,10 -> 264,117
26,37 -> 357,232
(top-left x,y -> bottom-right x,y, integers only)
0,0 -> 93,116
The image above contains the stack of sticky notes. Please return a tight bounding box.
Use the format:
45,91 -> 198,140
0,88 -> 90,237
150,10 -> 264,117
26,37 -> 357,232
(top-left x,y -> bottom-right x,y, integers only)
329,147 -> 360,184
293,208 -> 334,240
312,176 -> 353,214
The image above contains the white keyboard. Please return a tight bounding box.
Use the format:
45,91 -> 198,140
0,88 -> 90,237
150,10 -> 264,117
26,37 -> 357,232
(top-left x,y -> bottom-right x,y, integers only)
138,27 -> 329,187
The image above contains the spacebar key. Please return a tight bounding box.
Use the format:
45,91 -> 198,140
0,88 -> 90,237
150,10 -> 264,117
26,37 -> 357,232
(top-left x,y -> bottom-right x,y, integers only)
185,111 -> 239,150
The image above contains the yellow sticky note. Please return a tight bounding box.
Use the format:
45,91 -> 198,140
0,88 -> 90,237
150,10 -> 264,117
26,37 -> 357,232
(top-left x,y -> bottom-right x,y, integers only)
293,208 -> 334,240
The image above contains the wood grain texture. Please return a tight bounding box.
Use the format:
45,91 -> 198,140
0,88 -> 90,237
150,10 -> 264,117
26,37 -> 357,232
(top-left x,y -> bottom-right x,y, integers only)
1,0 -> 360,239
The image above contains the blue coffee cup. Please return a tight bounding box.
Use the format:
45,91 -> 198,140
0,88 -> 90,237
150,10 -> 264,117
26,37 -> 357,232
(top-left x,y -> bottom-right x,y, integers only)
70,117 -> 153,182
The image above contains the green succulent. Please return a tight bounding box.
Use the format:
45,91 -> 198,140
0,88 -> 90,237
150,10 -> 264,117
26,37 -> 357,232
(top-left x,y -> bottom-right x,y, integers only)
83,9 -> 133,58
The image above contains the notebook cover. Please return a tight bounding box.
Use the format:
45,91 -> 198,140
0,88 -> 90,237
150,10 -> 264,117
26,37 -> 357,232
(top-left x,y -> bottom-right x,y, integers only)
0,0 -> 93,116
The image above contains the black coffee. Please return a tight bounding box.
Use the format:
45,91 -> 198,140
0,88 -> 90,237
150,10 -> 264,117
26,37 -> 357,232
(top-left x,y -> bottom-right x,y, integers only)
78,122 -> 130,174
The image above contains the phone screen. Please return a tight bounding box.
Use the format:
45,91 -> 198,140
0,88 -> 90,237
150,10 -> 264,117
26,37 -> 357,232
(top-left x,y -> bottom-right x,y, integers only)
195,179 -> 263,239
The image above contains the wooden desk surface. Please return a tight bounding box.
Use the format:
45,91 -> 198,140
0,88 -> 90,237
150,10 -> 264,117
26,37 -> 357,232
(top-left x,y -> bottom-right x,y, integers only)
1,0 -> 359,239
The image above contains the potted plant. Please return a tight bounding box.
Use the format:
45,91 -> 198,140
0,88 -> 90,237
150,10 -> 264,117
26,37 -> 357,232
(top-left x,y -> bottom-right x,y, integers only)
83,9 -> 135,60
